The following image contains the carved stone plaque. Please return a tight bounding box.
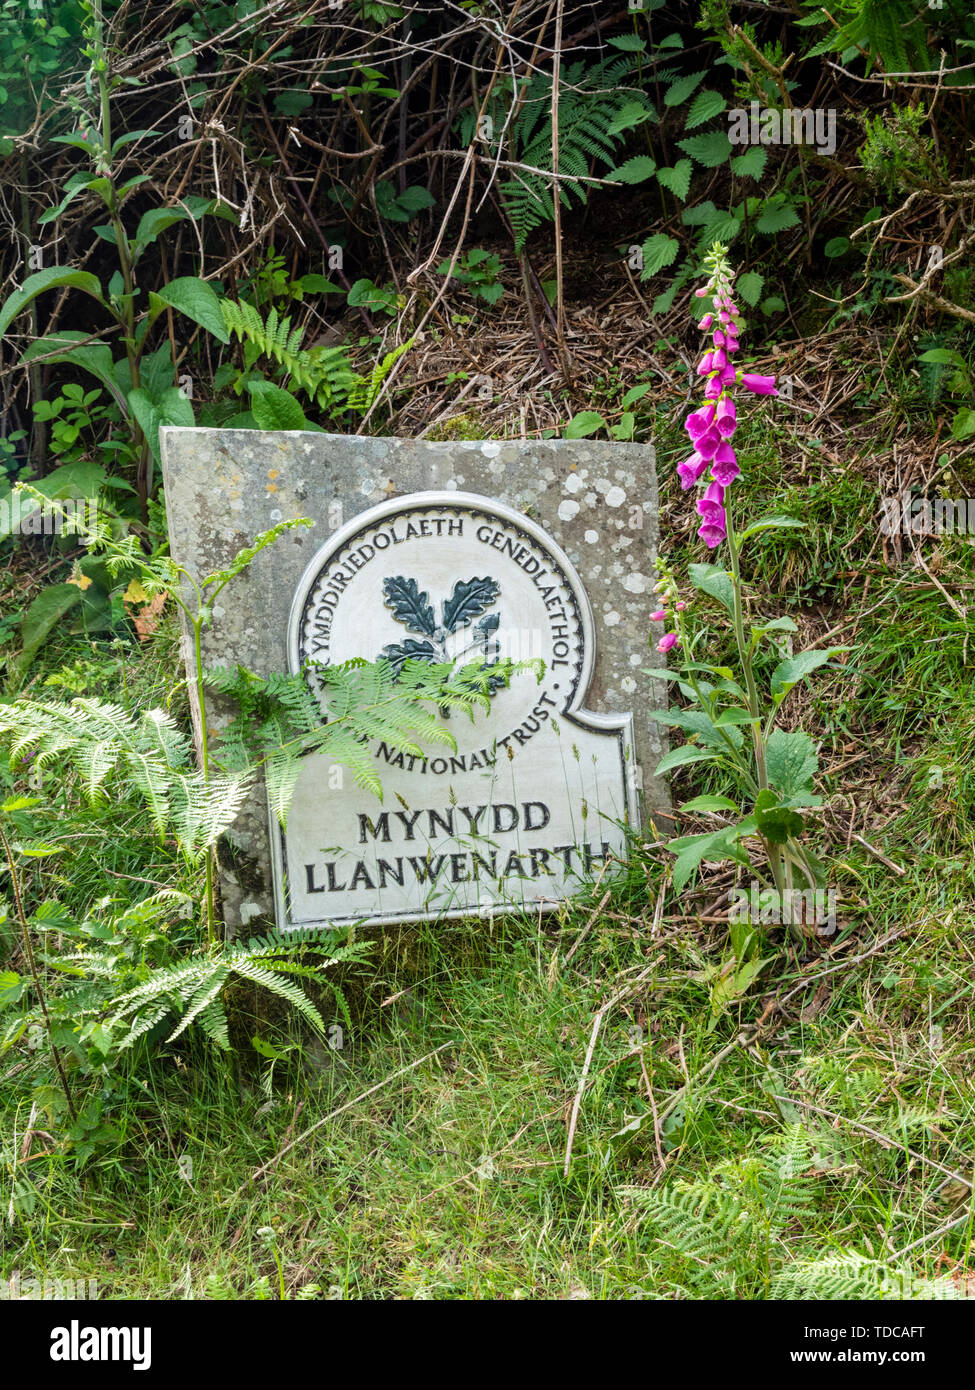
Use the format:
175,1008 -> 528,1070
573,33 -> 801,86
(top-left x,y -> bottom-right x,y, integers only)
159,427 -> 670,935
276,491 -> 639,927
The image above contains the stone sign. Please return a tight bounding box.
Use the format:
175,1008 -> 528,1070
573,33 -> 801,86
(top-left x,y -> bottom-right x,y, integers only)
281,491 -> 638,926
160,429 -> 671,933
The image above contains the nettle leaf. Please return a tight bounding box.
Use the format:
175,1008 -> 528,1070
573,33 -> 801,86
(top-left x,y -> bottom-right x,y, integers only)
677,131 -> 733,167
442,577 -> 501,633
765,729 -> 818,800
695,212 -> 742,246
730,146 -> 767,179
639,233 -> 681,277
771,647 -> 847,698
736,271 -> 764,307
688,562 -> 735,615
656,160 -> 693,201
382,576 -> 436,636
685,89 -> 727,128
756,195 -> 801,234
664,70 -> 708,106
607,100 -> 657,135
608,155 -> 657,184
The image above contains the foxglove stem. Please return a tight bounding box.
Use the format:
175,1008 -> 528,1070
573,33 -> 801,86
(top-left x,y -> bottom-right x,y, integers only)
722,492 -> 788,898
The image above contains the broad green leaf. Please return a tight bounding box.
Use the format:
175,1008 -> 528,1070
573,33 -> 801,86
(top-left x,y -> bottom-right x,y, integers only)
622,383 -> 654,408
20,333 -> 125,409
18,584 -> 83,668
111,129 -> 162,155
752,616 -> 798,635
714,708 -> 759,727
133,206 -> 189,256
0,971 -> 25,1007
765,728 -> 818,800
564,410 -> 605,439
648,706 -> 743,749
248,382 -> 307,432
152,276 -> 230,343
739,515 -> 806,541
668,826 -> 750,892
688,562 -> 735,615
129,386 -> 195,461
752,788 -> 804,844
771,647 -> 846,698
0,268 -> 105,337
918,348 -> 966,367
951,407 -> 975,441
679,794 -> 739,813
654,745 -> 721,776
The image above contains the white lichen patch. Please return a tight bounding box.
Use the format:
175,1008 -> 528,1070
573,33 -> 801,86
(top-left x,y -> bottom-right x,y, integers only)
558,499 -> 580,521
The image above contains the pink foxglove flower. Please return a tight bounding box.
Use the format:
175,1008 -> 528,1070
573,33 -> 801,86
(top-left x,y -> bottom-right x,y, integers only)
697,518 -> 726,549
715,397 -> 736,436
710,452 -> 740,487
650,609 -> 667,622
685,404 -> 715,438
694,429 -> 722,460
677,451 -> 709,489
740,373 -> 778,395
677,245 -> 778,552
657,632 -> 679,653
